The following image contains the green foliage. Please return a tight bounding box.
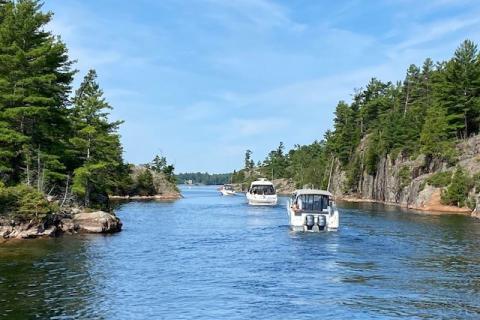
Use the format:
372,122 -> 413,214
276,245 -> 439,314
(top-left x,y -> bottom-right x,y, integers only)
398,166 -> 412,189
420,105 -> 455,161
0,1 -> 176,216
0,0 -> 74,189
473,172 -> 480,190
134,169 -> 156,196
0,184 -> 55,221
426,171 -> 452,187
441,167 -> 472,207
69,70 -> 125,208
234,40 -> 480,199
231,170 -> 245,184
435,40 -> 480,138
262,142 -> 288,179
244,150 -> 254,170
146,155 -> 176,185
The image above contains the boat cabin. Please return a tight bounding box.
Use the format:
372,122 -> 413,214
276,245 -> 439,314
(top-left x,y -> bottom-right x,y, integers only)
223,184 -> 234,191
249,184 -> 275,195
291,189 -> 333,213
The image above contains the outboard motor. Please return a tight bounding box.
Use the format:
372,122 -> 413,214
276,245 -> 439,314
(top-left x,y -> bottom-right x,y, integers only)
318,215 -> 326,230
305,215 -> 315,230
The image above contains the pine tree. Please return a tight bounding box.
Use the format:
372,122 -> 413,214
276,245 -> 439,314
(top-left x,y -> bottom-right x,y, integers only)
244,149 -> 253,170
70,70 -> 124,207
442,167 -> 472,207
0,0 -> 74,187
437,40 -> 480,138
420,104 -> 454,161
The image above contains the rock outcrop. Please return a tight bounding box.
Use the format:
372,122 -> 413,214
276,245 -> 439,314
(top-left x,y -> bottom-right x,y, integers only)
330,135 -> 480,217
0,210 -> 122,240
110,165 -> 181,200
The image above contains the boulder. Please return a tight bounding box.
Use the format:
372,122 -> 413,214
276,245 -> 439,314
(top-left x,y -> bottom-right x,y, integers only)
73,211 -> 122,233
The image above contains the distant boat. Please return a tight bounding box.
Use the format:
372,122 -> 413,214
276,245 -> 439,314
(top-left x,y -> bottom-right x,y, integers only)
220,184 -> 236,196
287,189 -> 339,232
246,178 -> 277,206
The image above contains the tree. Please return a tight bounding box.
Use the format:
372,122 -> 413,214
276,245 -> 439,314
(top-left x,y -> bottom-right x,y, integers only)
436,40 -> 480,138
442,167 -> 472,207
402,64 -> 421,115
420,104 -> 454,160
147,154 -> 176,184
134,169 -> 156,196
244,149 -> 253,170
0,0 -> 74,188
70,70 -> 124,207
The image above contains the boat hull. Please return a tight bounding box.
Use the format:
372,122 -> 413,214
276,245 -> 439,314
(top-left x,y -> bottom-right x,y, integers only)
220,189 -> 236,196
246,193 -> 277,206
287,203 -> 339,232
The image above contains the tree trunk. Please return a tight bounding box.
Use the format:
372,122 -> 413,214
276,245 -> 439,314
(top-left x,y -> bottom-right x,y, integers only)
464,110 -> 468,139
61,174 -> 70,207
85,181 -> 90,208
37,148 -> 41,192
404,84 -> 410,116
327,157 -> 335,192
87,137 -> 91,160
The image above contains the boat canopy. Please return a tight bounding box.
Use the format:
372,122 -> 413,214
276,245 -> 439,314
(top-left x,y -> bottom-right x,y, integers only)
293,189 -> 332,197
251,178 -> 274,186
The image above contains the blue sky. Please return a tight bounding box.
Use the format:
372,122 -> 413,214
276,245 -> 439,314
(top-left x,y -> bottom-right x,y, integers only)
44,0 -> 480,173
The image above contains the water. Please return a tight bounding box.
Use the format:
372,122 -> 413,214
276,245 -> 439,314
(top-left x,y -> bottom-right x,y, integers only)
1,186 -> 480,319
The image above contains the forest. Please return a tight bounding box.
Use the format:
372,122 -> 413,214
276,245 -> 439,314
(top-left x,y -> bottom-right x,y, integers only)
0,0 -> 175,219
233,39 -> 480,208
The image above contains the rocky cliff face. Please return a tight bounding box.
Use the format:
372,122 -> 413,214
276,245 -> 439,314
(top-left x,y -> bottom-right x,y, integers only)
330,136 -> 480,216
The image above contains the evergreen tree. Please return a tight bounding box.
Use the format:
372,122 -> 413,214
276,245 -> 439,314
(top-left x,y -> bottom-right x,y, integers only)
442,167 -> 472,207
420,104 -> 454,160
437,40 -> 480,138
244,149 -> 253,170
70,70 -> 124,207
0,0 -> 74,187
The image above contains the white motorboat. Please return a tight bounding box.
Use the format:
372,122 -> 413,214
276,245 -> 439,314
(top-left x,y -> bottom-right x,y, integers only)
287,189 -> 339,232
220,184 -> 236,196
246,178 -> 277,206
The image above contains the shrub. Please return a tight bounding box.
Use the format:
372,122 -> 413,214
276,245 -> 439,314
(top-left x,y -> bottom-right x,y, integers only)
398,166 -> 411,189
441,167 -> 472,207
426,171 -> 452,188
134,169 -> 157,196
0,184 -> 56,221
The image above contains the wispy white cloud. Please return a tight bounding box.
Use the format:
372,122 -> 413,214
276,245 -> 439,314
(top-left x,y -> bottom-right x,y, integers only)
42,0 -> 480,172
230,117 -> 290,137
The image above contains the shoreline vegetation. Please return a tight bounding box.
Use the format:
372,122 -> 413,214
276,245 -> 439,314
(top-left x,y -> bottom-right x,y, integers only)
232,40 -> 480,219
0,1 -> 180,240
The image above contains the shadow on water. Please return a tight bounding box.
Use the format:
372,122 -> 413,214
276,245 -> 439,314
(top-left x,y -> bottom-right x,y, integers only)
0,236 -> 114,319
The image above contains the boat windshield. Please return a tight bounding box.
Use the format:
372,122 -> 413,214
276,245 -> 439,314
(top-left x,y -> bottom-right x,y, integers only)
224,185 -> 234,191
296,194 -> 330,212
250,185 -> 275,195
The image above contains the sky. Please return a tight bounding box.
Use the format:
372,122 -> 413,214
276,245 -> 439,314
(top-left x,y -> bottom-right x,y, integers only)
43,0 -> 480,173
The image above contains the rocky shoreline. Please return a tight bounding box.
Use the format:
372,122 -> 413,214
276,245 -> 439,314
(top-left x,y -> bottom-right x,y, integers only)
109,192 -> 182,201
0,210 -> 122,240
337,195 -> 474,216
1,190 -> 183,240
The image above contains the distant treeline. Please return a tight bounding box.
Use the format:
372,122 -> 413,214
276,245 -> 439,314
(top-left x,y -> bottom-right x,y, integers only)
176,172 -> 231,185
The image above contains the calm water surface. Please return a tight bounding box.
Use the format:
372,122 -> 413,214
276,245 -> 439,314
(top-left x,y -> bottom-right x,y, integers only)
1,186 -> 480,319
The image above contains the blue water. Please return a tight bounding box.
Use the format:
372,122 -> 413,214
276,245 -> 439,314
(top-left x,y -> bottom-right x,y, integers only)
1,185 -> 480,319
